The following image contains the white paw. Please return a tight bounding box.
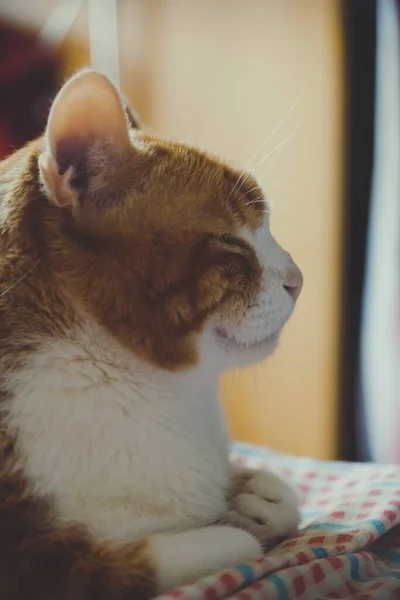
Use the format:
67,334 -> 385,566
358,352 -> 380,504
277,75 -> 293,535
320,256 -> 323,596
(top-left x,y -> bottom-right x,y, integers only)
229,470 -> 300,548
153,526 -> 263,592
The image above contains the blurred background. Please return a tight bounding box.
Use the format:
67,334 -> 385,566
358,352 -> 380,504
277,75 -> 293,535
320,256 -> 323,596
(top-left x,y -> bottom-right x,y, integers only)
0,0 -> 398,463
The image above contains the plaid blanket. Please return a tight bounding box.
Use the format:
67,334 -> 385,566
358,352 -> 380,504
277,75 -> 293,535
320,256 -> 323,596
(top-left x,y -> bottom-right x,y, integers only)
158,443 -> 400,599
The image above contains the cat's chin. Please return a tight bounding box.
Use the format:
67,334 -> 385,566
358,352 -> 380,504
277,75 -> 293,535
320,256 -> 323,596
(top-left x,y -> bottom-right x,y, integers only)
212,326 -> 279,365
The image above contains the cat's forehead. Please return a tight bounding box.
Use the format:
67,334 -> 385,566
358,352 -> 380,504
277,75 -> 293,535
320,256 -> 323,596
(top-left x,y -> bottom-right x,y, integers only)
124,132 -> 266,233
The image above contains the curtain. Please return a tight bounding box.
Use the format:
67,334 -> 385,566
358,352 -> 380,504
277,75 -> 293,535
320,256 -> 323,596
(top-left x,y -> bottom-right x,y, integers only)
360,0 -> 400,463
340,0 -> 400,462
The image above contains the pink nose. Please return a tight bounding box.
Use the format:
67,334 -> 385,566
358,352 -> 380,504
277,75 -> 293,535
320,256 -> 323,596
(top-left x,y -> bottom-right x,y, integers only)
283,265 -> 303,301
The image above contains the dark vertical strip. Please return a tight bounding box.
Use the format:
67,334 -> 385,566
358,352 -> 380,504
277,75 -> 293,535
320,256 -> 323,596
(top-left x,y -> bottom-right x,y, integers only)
339,0 -> 377,461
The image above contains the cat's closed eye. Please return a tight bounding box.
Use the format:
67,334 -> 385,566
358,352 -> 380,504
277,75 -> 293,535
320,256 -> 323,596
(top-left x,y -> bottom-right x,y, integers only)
211,234 -> 253,254
209,234 -> 261,281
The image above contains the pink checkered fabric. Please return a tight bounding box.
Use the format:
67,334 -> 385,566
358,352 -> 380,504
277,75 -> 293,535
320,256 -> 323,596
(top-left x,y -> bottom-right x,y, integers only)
157,443 -> 400,599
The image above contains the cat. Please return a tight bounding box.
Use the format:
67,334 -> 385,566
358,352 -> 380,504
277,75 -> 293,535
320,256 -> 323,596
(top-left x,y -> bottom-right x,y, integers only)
0,69 -> 303,599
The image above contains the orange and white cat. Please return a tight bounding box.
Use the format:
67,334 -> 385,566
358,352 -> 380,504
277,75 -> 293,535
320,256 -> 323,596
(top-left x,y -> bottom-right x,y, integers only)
0,70 -> 302,599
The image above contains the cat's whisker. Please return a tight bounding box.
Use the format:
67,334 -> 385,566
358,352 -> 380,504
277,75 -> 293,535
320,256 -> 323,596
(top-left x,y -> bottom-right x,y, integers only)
251,84 -> 305,168
229,169 -> 251,201
229,138 -> 277,200
241,196 -> 266,209
244,185 -> 263,197
240,198 -> 270,216
236,123 -> 298,200
229,85 -> 306,198
262,132 -> 300,181
0,260 -> 40,298
241,194 -> 268,210
255,123 -> 300,175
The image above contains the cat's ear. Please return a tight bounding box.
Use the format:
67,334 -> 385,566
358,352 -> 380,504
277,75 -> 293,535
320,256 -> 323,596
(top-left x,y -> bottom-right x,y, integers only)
39,69 -> 133,208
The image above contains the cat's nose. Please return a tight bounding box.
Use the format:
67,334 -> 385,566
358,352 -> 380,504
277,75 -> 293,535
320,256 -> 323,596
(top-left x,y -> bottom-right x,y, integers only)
283,264 -> 303,301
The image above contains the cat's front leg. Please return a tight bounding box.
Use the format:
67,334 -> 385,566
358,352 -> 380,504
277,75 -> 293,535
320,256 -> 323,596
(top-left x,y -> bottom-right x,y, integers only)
225,466 -> 300,550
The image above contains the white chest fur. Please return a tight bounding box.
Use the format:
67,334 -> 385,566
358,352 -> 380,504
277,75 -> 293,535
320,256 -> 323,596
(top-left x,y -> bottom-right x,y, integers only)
4,329 -> 231,542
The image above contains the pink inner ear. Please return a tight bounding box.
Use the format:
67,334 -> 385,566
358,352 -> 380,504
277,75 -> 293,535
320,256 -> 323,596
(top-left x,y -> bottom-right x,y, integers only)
45,70 -> 131,167
55,137 -> 92,189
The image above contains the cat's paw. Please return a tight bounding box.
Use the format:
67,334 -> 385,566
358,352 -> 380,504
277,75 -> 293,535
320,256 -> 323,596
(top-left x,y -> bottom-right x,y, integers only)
153,526 -> 263,592
227,470 -> 300,550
